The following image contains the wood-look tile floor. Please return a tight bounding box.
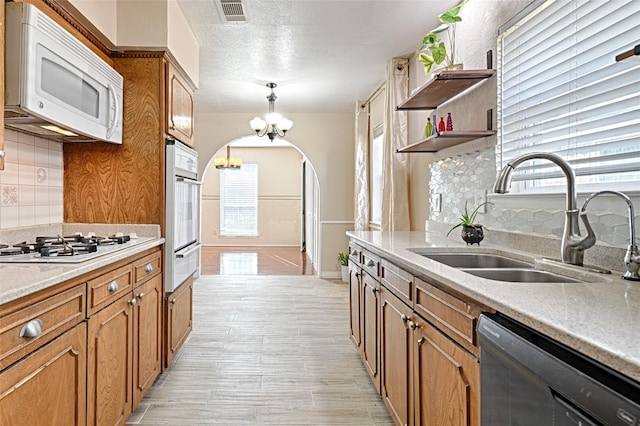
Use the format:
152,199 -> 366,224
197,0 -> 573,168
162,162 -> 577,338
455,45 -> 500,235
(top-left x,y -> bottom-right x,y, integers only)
128,275 -> 393,425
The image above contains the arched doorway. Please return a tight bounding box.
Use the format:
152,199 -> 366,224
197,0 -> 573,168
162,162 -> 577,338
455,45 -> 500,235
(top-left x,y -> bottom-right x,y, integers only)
200,135 -> 320,275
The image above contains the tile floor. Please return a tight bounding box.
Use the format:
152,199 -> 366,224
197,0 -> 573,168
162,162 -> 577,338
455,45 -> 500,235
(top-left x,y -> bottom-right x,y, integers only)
201,246 -> 315,275
128,274 -> 392,425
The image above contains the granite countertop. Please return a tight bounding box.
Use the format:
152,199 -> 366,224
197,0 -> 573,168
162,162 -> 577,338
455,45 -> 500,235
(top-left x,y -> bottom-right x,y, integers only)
347,230 -> 640,383
0,237 -> 165,305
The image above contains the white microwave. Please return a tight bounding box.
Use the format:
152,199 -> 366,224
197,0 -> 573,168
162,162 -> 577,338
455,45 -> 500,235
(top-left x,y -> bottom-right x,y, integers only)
4,3 -> 123,144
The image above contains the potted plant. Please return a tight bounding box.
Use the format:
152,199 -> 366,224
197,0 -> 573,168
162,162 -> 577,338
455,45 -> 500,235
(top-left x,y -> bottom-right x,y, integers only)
419,0 -> 468,74
446,200 -> 492,245
338,252 -> 349,282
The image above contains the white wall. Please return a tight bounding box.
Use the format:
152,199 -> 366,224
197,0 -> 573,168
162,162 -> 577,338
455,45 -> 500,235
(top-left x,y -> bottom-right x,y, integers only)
195,112 -> 355,277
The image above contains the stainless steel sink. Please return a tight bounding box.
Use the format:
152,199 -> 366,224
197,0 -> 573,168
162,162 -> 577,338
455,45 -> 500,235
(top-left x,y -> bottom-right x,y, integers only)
460,268 -> 580,283
418,253 -> 532,269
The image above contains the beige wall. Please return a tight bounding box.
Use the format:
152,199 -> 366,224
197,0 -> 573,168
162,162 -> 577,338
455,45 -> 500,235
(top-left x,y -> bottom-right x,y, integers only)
201,146 -> 303,246
195,112 -> 355,277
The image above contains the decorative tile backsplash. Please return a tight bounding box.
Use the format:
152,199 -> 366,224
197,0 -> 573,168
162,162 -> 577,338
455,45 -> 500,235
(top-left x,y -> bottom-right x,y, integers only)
429,146 -> 639,247
0,129 -> 63,229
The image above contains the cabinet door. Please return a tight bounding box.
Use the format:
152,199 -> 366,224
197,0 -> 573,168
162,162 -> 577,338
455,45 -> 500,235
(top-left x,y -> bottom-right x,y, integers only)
165,277 -> 193,367
166,62 -> 194,146
0,323 -> 87,426
361,271 -> 380,391
380,286 -> 414,426
132,275 -> 162,406
348,261 -> 361,349
413,318 -> 480,426
87,295 -> 133,426
0,1 -> 5,171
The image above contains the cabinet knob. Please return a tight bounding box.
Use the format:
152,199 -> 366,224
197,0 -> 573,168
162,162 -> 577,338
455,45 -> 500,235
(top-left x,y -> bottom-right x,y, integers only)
418,337 -> 425,345
409,321 -> 418,330
145,263 -> 153,273
107,280 -> 119,292
19,319 -> 43,338
372,287 -> 379,293
0,149 -> 5,159
171,298 -> 177,304
401,314 -> 409,323
351,249 -> 357,256
129,298 -> 137,306
137,292 -> 145,300
366,260 -> 375,267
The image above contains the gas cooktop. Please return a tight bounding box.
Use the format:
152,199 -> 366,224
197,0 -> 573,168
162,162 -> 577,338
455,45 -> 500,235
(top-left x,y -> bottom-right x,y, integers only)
0,233 -> 154,264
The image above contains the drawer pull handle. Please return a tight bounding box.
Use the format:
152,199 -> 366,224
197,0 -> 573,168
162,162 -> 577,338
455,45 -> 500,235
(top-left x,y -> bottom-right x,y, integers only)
351,249 -> 358,256
409,321 -> 418,330
366,260 -> 375,267
129,298 -> 137,306
401,314 -> 409,323
137,292 -> 145,300
145,263 -> 154,273
20,319 -> 43,338
107,280 -> 119,292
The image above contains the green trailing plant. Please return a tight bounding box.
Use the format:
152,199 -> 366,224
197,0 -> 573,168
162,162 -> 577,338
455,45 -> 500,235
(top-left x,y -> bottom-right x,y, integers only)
419,0 -> 468,74
338,252 -> 349,267
446,200 -> 493,237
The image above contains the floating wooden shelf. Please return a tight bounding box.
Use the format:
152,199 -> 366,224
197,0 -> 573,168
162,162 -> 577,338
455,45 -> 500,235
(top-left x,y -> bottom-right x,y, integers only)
615,44 -> 640,62
396,131 -> 497,153
396,69 -> 496,111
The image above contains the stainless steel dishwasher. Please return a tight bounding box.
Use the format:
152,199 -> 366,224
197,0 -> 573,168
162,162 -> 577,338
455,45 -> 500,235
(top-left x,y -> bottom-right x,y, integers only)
478,313 -> 640,425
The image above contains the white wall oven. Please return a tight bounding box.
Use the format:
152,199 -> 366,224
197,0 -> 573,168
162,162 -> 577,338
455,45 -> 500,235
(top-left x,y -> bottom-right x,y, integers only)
165,139 -> 201,292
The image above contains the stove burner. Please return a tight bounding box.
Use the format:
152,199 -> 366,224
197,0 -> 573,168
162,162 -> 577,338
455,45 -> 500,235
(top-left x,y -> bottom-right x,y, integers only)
0,246 -> 24,256
40,243 -> 99,257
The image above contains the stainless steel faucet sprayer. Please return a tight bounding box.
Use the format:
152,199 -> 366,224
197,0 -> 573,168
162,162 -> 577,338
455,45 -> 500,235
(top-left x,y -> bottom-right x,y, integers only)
493,152 -> 595,266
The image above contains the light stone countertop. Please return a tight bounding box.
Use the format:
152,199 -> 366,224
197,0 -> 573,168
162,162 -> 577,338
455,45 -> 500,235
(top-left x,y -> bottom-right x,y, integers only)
347,230 -> 640,383
0,237 -> 164,305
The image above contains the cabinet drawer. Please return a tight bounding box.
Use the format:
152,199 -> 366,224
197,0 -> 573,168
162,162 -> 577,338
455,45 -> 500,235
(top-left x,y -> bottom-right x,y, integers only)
380,259 -> 413,305
348,241 -> 362,264
87,264 -> 133,315
414,277 -> 481,355
133,250 -> 162,285
361,249 -> 380,279
0,284 -> 86,369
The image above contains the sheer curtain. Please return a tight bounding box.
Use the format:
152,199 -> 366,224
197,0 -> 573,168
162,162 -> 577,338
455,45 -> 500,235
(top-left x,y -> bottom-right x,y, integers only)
381,58 -> 410,231
354,101 -> 370,231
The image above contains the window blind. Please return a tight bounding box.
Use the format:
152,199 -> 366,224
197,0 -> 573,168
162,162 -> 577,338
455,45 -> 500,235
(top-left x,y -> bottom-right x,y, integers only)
497,0 -> 640,193
220,163 -> 258,237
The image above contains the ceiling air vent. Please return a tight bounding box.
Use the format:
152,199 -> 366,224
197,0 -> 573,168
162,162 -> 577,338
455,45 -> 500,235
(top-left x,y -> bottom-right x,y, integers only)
220,0 -> 245,22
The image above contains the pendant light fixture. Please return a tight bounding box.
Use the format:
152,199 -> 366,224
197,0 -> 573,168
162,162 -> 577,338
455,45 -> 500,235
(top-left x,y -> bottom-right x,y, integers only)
214,145 -> 242,169
249,83 -> 293,141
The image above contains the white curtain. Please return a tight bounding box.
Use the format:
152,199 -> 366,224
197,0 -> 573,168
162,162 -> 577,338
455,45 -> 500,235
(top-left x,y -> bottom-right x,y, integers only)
381,58 -> 410,231
354,101 -> 370,231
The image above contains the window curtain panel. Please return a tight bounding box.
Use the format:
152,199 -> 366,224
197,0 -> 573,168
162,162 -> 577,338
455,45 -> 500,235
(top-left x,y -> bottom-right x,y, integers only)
381,58 -> 410,231
354,101 -> 370,231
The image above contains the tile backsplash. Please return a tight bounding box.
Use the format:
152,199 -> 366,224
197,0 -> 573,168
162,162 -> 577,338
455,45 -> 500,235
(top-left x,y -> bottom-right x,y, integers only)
429,146 -> 639,247
0,129 -> 63,229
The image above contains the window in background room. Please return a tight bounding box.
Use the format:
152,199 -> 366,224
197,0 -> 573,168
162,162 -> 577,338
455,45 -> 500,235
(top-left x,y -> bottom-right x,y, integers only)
497,0 -> 640,194
370,123 -> 384,228
220,163 -> 258,237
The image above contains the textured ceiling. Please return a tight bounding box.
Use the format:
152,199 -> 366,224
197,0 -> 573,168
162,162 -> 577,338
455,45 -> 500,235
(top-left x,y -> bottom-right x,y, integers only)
176,0 -> 458,114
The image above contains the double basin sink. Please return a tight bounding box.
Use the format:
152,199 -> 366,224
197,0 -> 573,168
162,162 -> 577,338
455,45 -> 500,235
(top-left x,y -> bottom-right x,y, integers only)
408,250 -> 582,283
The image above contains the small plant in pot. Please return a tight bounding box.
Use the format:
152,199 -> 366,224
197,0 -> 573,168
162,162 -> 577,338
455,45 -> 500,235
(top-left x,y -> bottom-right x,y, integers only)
419,0 -> 468,74
446,200 -> 492,245
338,252 -> 349,282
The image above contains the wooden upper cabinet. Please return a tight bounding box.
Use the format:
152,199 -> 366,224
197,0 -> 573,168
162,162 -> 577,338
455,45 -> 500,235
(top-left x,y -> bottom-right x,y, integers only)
166,62 -> 195,146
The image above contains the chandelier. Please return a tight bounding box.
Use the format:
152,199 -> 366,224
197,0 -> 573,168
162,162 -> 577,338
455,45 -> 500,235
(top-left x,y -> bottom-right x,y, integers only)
249,83 -> 293,141
214,145 -> 242,169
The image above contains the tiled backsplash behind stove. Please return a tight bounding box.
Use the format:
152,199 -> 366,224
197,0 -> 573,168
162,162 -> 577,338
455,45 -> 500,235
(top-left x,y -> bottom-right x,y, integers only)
0,129 -> 63,229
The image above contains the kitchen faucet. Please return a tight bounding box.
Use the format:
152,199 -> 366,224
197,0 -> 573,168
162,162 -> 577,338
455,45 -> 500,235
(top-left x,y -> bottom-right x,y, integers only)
580,190 -> 640,281
493,152 -> 595,266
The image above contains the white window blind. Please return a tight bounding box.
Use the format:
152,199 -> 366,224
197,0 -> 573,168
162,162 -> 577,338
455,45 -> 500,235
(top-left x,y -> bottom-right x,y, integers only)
497,0 -> 640,194
220,163 -> 258,237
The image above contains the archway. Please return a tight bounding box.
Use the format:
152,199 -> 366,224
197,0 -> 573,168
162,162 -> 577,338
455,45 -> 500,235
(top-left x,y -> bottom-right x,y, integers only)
200,135 -> 320,275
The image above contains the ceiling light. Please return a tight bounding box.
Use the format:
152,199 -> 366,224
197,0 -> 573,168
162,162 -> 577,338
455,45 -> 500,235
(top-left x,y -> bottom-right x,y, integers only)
250,83 -> 293,141
214,145 -> 242,169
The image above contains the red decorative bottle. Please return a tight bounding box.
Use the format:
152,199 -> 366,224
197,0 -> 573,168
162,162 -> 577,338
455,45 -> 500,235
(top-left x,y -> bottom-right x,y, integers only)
438,117 -> 446,132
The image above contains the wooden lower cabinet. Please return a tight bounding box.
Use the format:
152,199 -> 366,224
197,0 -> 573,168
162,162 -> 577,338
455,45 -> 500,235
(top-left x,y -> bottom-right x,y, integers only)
413,317 -> 480,426
165,276 -> 193,367
361,271 -> 381,391
0,323 -> 87,426
348,260 -> 361,348
380,286 -> 414,426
